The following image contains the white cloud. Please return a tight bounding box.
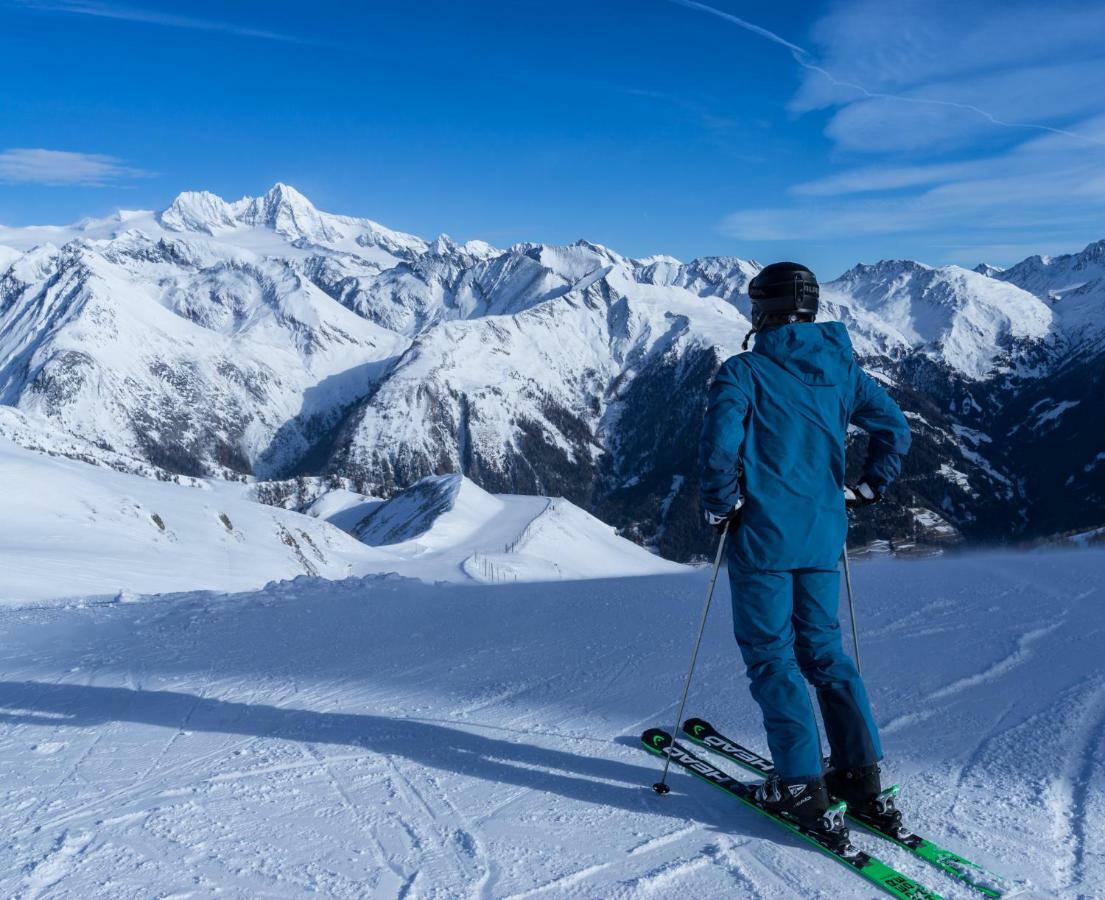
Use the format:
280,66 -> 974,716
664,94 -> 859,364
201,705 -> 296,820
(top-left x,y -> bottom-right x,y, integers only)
668,0 -> 807,55
669,0 -> 1102,149
791,161 -> 984,197
793,0 -> 1105,114
685,0 -> 1105,254
794,1 -> 1105,152
724,140 -> 1105,240
0,148 -> 151,186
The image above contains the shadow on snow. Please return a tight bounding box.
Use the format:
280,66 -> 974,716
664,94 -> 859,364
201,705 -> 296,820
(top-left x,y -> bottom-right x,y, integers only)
0,679 -> 783,845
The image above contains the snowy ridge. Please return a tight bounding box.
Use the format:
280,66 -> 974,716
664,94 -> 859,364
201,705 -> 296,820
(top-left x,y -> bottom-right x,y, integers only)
993,239 -> 1105,354
825,260 -> 1054,378
354,473 -> 685,582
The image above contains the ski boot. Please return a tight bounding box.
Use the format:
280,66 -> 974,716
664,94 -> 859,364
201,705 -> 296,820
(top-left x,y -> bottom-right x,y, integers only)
826,764 -> 908,839
753,774 -> 852,850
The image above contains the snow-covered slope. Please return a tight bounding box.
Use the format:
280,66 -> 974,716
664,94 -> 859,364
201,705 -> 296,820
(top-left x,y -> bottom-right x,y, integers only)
0,443 -> 677,603
0,548 -> 1100,896
352,473 -> 685,582
330,246 -> 753,505
0,404 -> 197,481
302,486 -> 384,532
0,438 -> 386,604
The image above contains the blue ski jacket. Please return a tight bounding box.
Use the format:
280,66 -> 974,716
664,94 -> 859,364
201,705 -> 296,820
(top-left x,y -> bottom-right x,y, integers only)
699,321 -> 911,570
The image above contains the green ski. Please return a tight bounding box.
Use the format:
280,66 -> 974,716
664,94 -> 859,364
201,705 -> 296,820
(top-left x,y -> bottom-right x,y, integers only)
682,718 -> 1024,898
641,729 -> 942,899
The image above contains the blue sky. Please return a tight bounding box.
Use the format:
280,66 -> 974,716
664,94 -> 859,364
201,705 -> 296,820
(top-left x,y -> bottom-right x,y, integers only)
1,0 -> 1104,277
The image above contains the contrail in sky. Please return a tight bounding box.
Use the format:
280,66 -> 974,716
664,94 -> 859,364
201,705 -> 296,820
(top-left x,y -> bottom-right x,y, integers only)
668,0 -> 1103,147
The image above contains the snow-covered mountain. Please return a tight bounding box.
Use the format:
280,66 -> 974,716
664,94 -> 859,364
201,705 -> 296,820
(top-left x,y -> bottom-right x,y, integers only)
0,185 -> 1101,558
0,189 -> 410,479
824,260 -> 1054,379
986,239 -> 1105,355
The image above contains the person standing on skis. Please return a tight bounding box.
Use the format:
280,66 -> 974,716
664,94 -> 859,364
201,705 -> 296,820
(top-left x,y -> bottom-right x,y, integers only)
698,261 -> 911,828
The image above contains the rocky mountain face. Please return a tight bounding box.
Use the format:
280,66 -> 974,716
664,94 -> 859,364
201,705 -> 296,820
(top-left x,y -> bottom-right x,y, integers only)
0,185 -> 1100,560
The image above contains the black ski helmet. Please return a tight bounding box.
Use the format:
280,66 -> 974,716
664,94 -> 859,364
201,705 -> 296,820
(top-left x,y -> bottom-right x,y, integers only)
747,262 -> 819,331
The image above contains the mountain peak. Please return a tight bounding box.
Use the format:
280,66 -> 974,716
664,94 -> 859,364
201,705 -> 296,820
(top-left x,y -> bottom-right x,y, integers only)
256,182 -> 316,214
429,234 -> 458,256
236,183 -> 336,241
973,262 -> 1005,277
1077,238 -> 1105,262
159,190 -> 239,234
836,258 -> 932,284
267,181 -> 308,201
239,183 -> 318,223
160,183 -> 331,240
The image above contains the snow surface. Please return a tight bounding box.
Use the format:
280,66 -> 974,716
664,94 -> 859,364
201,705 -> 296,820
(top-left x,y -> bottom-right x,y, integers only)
0,443 -> 678,604
0,549 -> 1101,897
303,487 -> 385,533
0,438 -> 385,605
354,474 -> 685,583
1031,399 -> 1080,430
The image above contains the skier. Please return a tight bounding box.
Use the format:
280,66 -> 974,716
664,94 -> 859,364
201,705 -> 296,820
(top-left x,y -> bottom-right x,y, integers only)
698,261 -> 911,828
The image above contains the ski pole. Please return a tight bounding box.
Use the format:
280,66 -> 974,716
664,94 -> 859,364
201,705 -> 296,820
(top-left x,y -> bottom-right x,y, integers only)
841,547 -> 862,675
652,521 -> 729,795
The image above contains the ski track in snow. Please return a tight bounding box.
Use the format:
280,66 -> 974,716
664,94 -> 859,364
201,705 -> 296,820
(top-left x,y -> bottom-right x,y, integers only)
928,621 -> 1063,701
881,620 -> 1064,735
1046,679 -> 1105,896
0,550 -> 1101,897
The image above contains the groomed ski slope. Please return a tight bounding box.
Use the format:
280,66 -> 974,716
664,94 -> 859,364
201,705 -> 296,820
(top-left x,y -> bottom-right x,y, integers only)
0,549 -> 1101,898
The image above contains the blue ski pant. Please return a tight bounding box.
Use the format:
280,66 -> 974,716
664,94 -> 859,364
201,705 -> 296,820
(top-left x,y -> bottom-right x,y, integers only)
728,562 -> 882,780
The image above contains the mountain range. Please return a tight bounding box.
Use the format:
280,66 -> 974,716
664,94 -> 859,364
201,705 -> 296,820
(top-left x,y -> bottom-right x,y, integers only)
1,184 -> 1100,559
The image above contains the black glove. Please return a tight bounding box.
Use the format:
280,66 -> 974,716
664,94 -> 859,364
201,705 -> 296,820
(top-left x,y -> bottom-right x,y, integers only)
844,481 -> 882,509
705,499 -> 744,534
